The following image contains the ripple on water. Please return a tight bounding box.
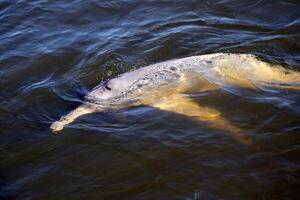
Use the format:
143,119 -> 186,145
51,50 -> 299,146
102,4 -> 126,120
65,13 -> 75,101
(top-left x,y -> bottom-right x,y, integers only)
1,0 -> 300,199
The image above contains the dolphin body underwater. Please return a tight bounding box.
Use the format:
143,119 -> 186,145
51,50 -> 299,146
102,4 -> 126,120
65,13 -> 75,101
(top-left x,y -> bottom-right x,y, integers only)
50,53 -> 300,144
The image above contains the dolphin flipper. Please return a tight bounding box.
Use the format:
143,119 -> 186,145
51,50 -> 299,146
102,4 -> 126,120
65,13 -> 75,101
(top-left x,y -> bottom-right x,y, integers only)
152,95 -> 252,145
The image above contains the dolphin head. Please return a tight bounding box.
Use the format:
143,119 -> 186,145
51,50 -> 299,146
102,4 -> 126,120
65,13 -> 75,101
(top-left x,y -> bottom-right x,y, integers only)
86,76 -> 131,102
93,79 -> 124,99
85,68 -> 151,106
85,66 -> 182,108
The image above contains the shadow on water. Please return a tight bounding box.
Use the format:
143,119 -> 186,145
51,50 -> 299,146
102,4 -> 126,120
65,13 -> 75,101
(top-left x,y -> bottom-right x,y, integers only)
1,0 -> 300,199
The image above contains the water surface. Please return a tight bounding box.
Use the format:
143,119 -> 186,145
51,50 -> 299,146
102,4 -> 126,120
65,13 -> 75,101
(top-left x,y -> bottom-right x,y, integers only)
1,0 -> 300,199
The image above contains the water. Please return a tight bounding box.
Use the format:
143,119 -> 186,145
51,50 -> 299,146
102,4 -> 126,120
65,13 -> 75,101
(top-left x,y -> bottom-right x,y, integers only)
1,0 -> 300,199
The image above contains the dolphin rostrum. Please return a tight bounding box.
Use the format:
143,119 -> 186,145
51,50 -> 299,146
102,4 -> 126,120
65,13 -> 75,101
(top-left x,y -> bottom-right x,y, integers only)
50,53 -> 300,144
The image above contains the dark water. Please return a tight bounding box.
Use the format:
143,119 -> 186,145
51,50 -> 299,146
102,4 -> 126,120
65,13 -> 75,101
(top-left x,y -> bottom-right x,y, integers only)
1,0 -> 300,199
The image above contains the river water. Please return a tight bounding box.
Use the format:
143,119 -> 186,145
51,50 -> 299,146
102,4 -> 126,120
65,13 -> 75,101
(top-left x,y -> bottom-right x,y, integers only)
1,0 -> 300,199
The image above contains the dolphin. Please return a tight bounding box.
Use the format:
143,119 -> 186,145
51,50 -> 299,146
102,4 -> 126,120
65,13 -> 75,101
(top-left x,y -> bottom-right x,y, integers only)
50,53 -> 300,144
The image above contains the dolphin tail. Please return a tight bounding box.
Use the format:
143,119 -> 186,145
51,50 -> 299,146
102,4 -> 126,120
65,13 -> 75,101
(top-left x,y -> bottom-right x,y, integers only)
153,95 -> 252,145
50,104 -> 96,133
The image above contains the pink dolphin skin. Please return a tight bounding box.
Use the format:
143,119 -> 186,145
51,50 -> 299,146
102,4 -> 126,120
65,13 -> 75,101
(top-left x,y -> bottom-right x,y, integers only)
50,53 -> 300,144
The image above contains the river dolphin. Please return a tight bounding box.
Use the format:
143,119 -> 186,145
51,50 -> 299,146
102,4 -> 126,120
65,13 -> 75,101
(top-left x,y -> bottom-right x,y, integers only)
50,53 -> 300,144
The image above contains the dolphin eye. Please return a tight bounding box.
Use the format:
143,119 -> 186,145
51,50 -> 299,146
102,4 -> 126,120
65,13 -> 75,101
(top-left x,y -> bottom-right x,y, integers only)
105,85 -> 111,91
